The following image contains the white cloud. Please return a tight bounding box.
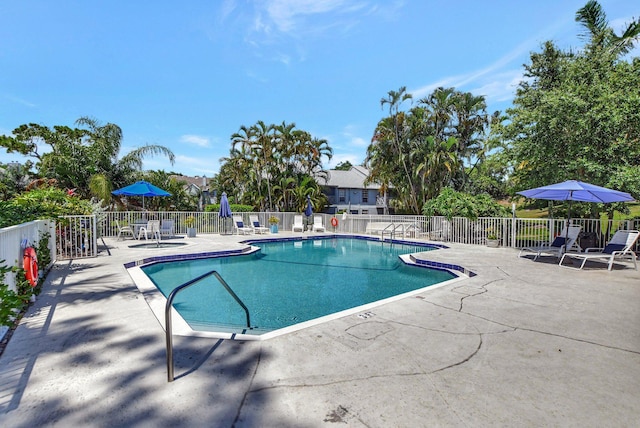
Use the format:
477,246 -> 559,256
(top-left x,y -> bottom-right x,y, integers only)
341,124 -> 368,147
327,153 -> 362,169
469,70 -> 524,104
180,134 -> 211,148
175,154 -> 220,176
144,154 -> 220,176
264,0 -> 355,33
4,94 -> 36,108
409,11 -> 575,103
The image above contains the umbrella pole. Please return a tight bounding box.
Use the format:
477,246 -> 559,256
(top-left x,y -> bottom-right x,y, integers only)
564,198 -> 572,254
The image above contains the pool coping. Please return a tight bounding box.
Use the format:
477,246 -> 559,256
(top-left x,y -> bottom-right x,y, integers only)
125,234 -> 472,341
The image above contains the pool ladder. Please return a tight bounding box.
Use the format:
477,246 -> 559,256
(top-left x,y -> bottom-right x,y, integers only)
381,223 -> 418,242
165,269 -> 251,382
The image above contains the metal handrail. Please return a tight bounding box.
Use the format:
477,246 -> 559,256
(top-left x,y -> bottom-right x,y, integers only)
381,223 -> 396,241
165,269 -> 251,382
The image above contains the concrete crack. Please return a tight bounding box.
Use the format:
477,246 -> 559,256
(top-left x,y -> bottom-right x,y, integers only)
432,333 -> 483,374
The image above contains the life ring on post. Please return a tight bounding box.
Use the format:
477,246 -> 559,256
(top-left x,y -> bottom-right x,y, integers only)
23,247 -> 38,287
331,217 -> 339,227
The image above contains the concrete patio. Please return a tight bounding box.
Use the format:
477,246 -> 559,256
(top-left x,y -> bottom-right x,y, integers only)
1,232 -> 639,427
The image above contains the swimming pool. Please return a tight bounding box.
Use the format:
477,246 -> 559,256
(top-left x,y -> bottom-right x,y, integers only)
135,237 -> 463,339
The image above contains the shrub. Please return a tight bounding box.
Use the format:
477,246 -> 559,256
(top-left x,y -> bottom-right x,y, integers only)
204,204 -> 254,213
0,187 -> 94,228
0,262 -> 30,327
423,188 -> 511,220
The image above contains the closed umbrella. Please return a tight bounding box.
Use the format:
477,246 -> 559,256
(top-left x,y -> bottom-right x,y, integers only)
304,195 -> 313,232
304,195 -> 313,216
517,180 -> 634,251
219,192 -> 232,234
112,180 -> 171,209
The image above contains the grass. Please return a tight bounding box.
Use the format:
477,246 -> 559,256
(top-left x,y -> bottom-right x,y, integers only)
516,202 -> 640,220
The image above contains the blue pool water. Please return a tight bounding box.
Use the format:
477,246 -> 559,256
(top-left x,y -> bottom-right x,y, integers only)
141,237 -> 455,334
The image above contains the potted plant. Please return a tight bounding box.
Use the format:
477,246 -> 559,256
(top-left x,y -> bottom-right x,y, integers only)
486,228 -> 499,247
268,216 -> 279,233
185,215 -> 196,238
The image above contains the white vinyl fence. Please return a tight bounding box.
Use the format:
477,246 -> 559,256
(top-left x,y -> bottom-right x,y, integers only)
0,219 -> 56,292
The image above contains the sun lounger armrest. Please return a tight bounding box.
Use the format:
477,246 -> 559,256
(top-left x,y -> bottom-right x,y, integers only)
585,247 -> 604,253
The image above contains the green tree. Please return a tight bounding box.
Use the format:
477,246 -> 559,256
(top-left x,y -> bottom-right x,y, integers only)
366,86 -> 494,213
0,117 -> 175,203
222,121 -> 332,211
575,0 -> 640,57
141,170 -> 198,211
499,1 -> 640,219
334,161 -> 353,171
0,161 -> 33,200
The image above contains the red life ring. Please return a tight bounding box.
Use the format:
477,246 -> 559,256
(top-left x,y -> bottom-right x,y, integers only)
331,217 -> 339,227
23,247 -> 38,287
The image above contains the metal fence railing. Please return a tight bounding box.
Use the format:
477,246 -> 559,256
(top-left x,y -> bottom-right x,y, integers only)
91,211 -> 640,253
56,215 -> 98,259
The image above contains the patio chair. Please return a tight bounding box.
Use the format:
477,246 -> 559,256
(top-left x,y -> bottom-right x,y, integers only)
559,229 -> 639,271
159,219 -> 175,238
138,220 -> 160,240
115,220 -> 134,240
292,215 -> 304,232
233,215 -> 253,235
518,225 -> 582,260
249,215 -> 269,234
312,216 -> 325,232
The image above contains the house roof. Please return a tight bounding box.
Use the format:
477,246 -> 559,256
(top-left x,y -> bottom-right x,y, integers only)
323,166 -> 380,190
171,175 -> 210,191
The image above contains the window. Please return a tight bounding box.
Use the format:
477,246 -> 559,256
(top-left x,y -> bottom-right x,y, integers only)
339,189 -> 346,202
362,189 -> 368,203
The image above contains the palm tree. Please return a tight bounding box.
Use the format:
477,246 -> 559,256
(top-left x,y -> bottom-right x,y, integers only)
575,0 -> 640,57
377,86 -> 418,213
76,117 -> 175,203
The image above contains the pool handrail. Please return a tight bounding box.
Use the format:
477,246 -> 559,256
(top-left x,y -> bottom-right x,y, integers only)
165,269 -> 251,382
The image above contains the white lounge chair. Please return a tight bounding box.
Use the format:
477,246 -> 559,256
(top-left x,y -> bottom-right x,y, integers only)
559,230 -> 639,271
312,216 -> 325,232
159,219 -> 175,238
292,215 -> 304,232
115,220 -> 134,240
138,220 -> 160,240
233,216 -> 253,235
518,225 -> 582,260
249,215 -> 269,234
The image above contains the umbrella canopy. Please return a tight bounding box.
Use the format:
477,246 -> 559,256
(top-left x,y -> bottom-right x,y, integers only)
517,180 -> 634,203
219,192 -> 232,218
517,180 -> 634,252
112,180 -> 171,209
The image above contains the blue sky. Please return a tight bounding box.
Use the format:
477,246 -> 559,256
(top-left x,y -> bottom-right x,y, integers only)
1,0 -> 637,178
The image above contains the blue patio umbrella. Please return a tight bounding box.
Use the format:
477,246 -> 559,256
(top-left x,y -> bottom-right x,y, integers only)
517,180 -> 634,250
112,180 -> 171,209
517,180 -> 634,204
219,192 -> 233,234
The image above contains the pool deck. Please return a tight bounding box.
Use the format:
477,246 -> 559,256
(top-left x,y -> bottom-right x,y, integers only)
1,232 -> 639,426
